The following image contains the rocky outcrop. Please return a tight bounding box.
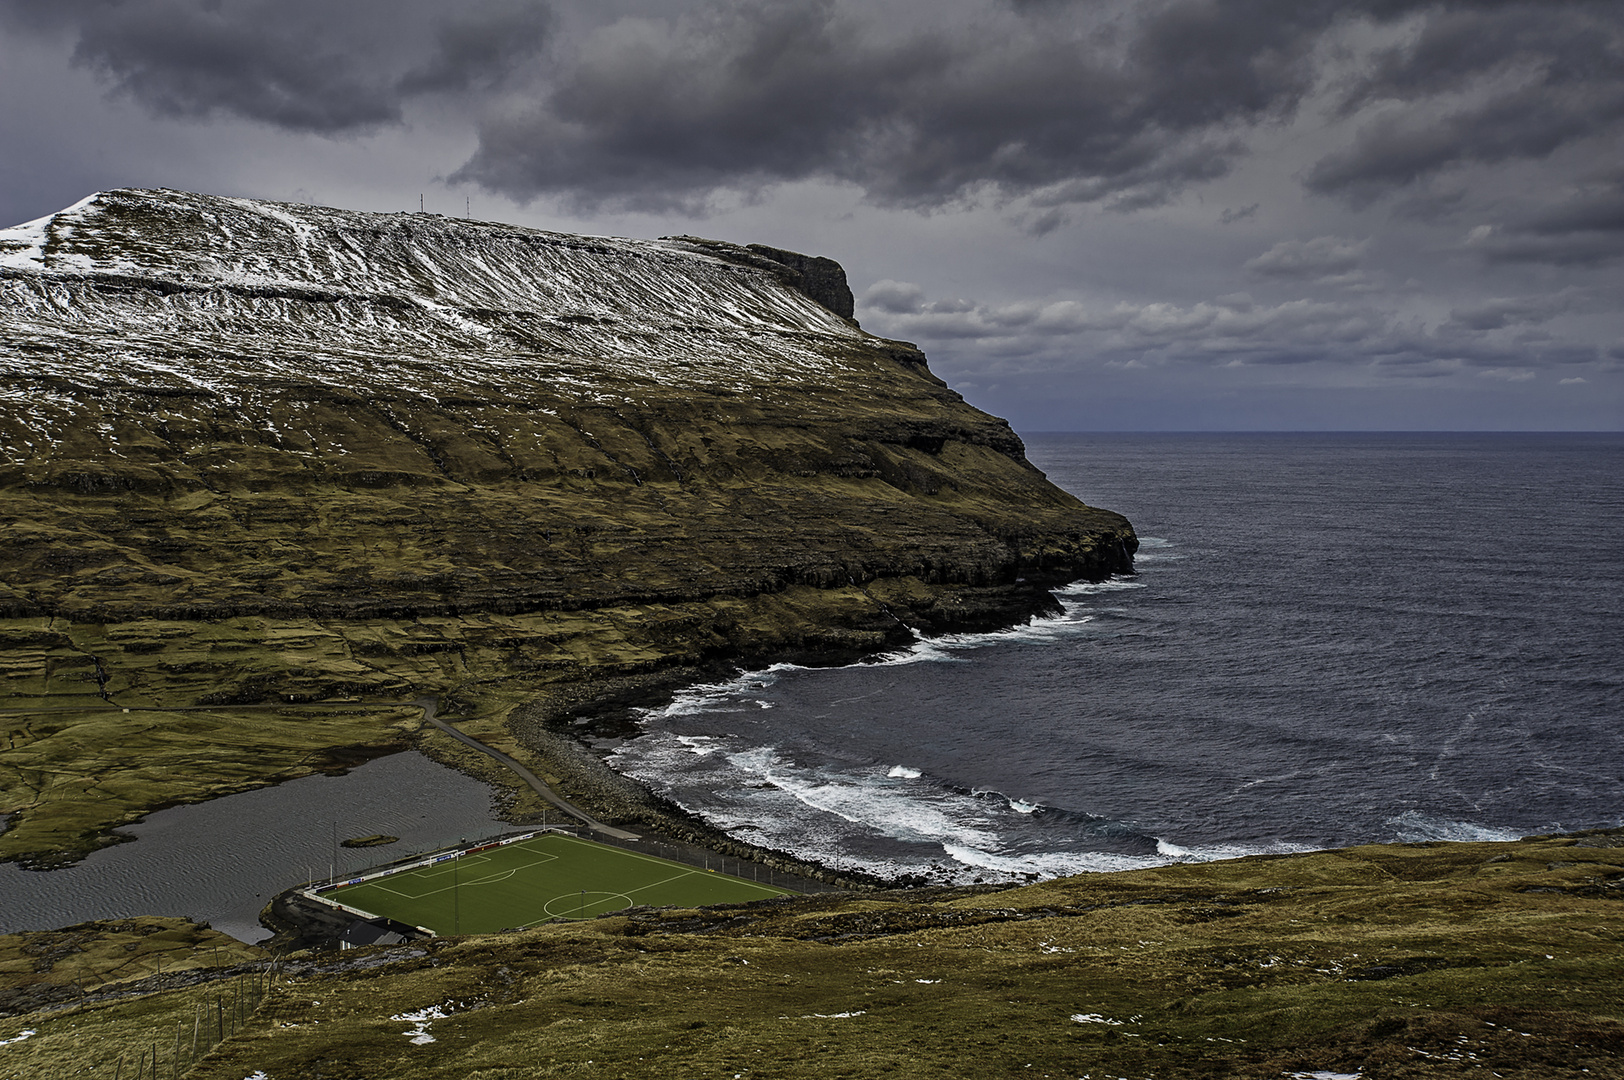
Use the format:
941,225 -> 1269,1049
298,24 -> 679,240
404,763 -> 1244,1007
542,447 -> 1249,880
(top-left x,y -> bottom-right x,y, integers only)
660,236 -> 856,319
0,188 -> 1134,864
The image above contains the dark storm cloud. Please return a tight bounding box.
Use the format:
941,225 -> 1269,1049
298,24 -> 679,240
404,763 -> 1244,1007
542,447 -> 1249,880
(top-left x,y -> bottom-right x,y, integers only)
1305,3 -> 1624,204
1462,175 -> 1624,265
455,0 -> 1624,215
8,0 -> 1620,224
455,0 -> 1352,212
0,0 -> 553,134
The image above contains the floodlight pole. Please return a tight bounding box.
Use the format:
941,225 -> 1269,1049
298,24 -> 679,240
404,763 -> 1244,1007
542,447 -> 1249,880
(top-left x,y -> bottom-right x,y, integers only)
453,851 -> 460,935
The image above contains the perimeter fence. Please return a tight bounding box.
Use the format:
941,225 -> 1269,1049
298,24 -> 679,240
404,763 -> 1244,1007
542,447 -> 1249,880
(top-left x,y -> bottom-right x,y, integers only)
104,962 -> 277,1080
298,823 -> 850,915
577,828 -> 850,896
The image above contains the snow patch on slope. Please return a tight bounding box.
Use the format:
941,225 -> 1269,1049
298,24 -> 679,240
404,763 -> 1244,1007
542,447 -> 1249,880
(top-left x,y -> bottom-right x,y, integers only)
0,188 -> 872,404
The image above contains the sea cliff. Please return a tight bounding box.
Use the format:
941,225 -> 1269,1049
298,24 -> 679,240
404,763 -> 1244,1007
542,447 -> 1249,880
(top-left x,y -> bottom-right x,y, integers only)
0,188 -> 1134,866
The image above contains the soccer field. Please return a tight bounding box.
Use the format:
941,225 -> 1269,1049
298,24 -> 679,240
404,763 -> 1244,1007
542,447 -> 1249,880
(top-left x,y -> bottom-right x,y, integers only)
318,832 -> 793,935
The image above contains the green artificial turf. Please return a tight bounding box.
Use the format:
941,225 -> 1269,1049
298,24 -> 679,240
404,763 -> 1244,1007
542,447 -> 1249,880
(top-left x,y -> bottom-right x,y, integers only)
319,832 -> 792,934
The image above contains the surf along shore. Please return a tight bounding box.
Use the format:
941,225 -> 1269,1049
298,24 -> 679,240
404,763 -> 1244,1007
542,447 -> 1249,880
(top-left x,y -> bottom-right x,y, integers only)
1,187 -> 1141,931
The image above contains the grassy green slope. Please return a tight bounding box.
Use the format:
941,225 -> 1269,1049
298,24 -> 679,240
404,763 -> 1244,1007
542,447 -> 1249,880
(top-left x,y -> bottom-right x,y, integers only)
3,831 -> 1620,1079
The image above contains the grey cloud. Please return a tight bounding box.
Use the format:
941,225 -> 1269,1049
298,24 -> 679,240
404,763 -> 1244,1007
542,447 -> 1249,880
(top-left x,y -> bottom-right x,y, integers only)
1305,84 -> 1624,204
860,281 -> 1605,379
398,2 -> 557,96
1463,177 -> 1624,265
456,0 -> 1349,213
11,0 -> 1619,228
1308,3 -> 1624,204
1464,229 -> 1624,267
863,280 -> 927,314
0,0 -> 554,134
1336,3 -> 1620,115
1445,291 -> 1583,331
1220,203 -> 1260,224
1243,236 -> 1368,279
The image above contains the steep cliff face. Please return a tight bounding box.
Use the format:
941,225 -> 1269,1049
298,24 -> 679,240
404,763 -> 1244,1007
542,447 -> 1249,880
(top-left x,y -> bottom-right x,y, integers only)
0,189 -> 1134,863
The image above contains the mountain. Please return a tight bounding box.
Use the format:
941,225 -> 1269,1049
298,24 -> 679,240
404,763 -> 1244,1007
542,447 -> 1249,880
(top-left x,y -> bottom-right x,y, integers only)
0,188 -> 1134,866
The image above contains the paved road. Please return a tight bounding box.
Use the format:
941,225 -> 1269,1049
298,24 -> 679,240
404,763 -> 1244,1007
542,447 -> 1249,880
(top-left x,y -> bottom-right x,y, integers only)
412,698 -> 641,841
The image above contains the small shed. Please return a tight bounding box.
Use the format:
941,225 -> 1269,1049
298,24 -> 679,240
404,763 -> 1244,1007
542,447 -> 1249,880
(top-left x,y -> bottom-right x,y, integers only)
340,918 -> 412,950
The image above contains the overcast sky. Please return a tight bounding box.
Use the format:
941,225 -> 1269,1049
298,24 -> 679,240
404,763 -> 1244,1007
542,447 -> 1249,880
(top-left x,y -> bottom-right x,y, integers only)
2,0 -> 1620,431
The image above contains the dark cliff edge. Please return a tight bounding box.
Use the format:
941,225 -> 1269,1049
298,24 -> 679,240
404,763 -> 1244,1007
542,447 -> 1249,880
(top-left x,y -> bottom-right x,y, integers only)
663,235 -> 857,321
0,187 -> 1133,869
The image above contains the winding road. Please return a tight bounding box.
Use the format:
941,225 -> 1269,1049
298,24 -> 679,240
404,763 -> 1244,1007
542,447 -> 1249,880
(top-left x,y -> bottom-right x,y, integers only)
4,696 -> 641,841
412,698 -> 640,841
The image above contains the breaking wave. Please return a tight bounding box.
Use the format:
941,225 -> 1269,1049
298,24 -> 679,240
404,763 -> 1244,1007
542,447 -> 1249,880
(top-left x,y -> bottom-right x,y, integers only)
610,729 -> 1313,885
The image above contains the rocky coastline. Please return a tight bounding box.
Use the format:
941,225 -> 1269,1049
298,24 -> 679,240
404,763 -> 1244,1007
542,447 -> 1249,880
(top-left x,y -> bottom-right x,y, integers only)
1,188 -> 1132,885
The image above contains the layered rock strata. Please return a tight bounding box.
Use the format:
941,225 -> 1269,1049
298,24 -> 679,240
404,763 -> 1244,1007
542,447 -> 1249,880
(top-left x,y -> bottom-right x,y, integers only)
0,189 -> 1134,864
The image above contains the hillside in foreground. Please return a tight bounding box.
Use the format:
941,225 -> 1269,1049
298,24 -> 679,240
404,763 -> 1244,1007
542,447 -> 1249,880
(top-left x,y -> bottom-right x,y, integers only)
1,829 -> 1620,1078
0,188 -> 1133,868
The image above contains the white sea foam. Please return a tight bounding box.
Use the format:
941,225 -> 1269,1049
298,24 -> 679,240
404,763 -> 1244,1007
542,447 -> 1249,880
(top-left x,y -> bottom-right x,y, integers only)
941,842 -> 1161,877
1156,837 -> 1317,863
614,722 -> 1322,885
632,575 -> 1137,728
607,555 -> 1329,886
726,746 -> 1003,850
1387,811 -> 1522,844
637,664 -> 802,721
1128,536 -> 1183,563
675,735 -> 722,756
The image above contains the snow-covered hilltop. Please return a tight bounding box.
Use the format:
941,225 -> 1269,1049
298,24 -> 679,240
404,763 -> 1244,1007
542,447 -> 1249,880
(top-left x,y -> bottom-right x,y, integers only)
0,188 -> 863,402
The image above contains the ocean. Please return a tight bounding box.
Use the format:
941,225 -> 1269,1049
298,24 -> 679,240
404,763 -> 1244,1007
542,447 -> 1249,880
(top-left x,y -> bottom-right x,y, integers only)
609,433 -> 1624,884
2,432 -> 1619,939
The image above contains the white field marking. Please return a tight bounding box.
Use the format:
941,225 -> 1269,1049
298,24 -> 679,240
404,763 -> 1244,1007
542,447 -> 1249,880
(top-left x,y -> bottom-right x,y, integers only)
622,868 -> 713,895
537,891 -> 636,921
398,848 -> 556,884
340,846 -> 559,900
542,833 -> 792,896
342,832 -> 792,920
404,850 -> 503,879
368,855 -> 560,901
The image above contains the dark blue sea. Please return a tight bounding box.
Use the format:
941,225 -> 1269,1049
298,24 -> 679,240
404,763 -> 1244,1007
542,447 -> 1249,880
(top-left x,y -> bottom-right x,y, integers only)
609,433 -> 1624,884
